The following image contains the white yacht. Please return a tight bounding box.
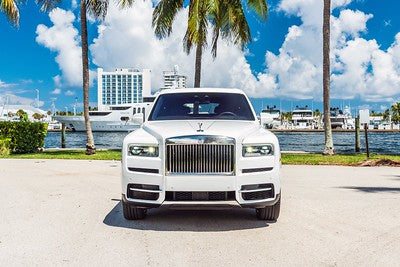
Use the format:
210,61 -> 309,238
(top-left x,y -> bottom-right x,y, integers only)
260,106 -> 281,129
291,107 -> 314,129
329,106 -> 354,129
54,67 -> 155,132
54,102 -> 153,132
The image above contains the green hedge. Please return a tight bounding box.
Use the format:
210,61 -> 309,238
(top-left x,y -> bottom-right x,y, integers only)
0,137 -> 11,155
0,121 -> 48,154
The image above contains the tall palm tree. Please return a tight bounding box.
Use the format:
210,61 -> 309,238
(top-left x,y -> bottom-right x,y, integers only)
322,0 -> 334,155
38,0 -> 117,155
152,0 -> 268,88
80,0 -> 108,155
1,0 -> 19,26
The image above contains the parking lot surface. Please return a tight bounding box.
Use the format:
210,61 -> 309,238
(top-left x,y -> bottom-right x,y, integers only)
1,159 -> 399,266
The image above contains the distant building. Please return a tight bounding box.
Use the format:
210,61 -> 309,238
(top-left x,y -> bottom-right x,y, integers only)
161,65 -> 187,90
97,68 -> 152,111
0,104 -> 49,122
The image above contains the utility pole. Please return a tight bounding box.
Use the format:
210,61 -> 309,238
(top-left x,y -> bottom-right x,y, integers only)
35,89 -> 40,108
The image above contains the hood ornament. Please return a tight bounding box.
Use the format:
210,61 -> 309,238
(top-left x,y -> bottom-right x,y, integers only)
197,122 -> 204,132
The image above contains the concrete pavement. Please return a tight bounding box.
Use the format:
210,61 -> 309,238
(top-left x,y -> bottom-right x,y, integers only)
0,159 -> 399,266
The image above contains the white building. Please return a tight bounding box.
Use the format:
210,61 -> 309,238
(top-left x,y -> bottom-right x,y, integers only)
161,65 -> 187,90
97,68 -> 151,111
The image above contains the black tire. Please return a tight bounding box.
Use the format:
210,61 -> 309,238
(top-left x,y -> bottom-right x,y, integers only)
122,201 -> 147,220
256,196 -> 281,221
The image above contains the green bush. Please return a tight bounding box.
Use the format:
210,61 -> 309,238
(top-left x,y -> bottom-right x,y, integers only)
0,121 -> 48,154
0,137 -> 11,156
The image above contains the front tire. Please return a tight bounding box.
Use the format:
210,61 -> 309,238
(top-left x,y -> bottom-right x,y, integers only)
256,196 -> 281,221
122,201 -> 147,220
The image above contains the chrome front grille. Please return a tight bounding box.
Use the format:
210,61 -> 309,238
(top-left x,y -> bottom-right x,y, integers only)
166,135 -> 235,175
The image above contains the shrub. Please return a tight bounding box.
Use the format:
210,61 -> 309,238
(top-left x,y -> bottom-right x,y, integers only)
0,137 -> 11,156
0,121 -> 48,154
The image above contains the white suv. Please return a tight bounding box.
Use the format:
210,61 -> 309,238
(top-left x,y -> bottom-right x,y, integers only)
121,88 -> 281,220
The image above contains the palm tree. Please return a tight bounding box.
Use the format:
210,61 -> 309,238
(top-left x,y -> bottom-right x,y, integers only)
1,0 -> 19,26
152,0 -> 268,87
38,0 -> 115,155
391,102 -> 400,124
79,0 -> 109,155
322,0 -> 334,155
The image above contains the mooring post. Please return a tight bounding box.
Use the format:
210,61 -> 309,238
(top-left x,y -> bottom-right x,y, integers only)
355,115 -> 360,153
61,123 -> 66,148
364,123 -> 369,158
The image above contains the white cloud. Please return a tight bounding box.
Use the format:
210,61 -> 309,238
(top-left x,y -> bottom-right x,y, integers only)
65,90 -> 75,96
89,1 -> 277,97
36,8 -> 82,87
71,0 -> 77,9
51,88 -> 61,94
336,9 -> 372,37
0,93 -> 43,107
0,80 -> 17,88
269,0 -> 400,101
37,0 -> 400,101
20,79 -> 34,84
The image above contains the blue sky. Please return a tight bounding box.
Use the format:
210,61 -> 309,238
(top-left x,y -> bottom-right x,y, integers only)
0,0 -> 399,114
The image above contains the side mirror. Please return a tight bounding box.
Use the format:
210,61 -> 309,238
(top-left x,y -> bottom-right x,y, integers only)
132,113 -> 144,125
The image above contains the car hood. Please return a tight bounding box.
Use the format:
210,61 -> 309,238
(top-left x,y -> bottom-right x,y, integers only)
143,120 -> 261,143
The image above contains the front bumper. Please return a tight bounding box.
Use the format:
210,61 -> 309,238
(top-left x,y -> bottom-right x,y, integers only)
122,193 -> 281,209
121,167 -> 281,209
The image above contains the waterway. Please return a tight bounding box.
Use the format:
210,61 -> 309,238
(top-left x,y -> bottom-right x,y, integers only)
44,131 -> 400,154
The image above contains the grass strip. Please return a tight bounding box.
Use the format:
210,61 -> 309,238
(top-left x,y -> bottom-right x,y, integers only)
1,149 -> 122,160
1,150 -> 399,166
282,153 -> 400,166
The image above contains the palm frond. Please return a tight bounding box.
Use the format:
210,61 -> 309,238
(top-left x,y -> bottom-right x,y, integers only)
209,0 -> 251,58
246,0 -> 268,21
35,0 -> 62,12
86,0 -> 109,20
152,0 -> 184,39
1,0 -> 19,26
208,0 -> 223,58
183,0 -> 210,54
116,0 -> 134,8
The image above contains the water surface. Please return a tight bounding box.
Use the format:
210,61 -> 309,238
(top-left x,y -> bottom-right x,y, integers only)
45,131 -> 400,154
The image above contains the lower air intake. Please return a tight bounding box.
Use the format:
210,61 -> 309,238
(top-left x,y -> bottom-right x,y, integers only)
166,191 -> 235,201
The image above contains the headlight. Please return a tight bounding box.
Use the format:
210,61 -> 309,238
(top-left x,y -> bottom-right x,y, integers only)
128,144 -> 159,157
242,144 -> 274,157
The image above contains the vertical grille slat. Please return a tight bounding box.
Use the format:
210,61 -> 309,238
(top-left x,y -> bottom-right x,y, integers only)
166,141 -> 235,175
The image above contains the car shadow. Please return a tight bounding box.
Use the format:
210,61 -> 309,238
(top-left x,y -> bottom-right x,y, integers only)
337,186 -> 400,193
103,202 -> 270,232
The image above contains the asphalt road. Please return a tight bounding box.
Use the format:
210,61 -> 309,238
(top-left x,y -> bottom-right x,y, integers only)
1,159 -> 400,266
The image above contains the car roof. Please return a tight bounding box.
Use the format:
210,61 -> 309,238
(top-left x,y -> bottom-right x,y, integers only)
157,88 -> 245,95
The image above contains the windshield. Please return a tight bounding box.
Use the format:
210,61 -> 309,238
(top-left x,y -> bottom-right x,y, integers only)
149,93 -> 255,121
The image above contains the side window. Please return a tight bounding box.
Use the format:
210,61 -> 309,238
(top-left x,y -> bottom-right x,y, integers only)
133,108 -> 136,115
138,108 -> 141,113
142,108 -> 145,114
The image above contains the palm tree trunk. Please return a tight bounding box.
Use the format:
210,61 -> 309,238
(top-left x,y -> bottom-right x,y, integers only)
80,1 -> 96,155
323,0 -> 334,155
194,44 -> 202,88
